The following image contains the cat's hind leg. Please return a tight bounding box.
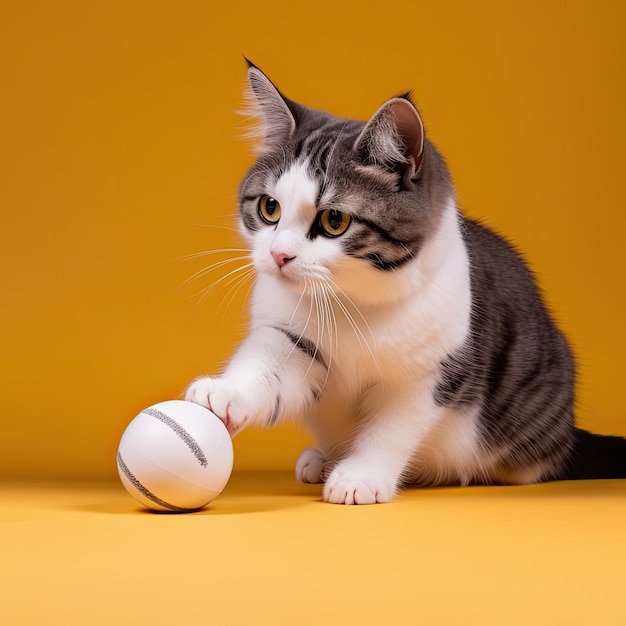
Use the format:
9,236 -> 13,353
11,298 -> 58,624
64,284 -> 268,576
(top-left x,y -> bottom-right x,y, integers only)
295,448 -> 327,484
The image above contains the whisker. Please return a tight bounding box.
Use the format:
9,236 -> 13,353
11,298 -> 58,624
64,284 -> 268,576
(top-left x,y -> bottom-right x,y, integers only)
189,223 -> 240,233
317,282 -> 335,393
327,278 -> 378,349
326,283 -> 383,387
327,289 -> 365,351
191,263 -> 254,308
287,284 -> 307,330
320,281 -> 333,355
240,275 -> 256,311
215,268 -> 256,317
179,256 -> 251,290
324,281 -> 340,359
315,281 -> 328,379
302,280 -> 323,382
399,242 -> 415,259
177,248 -> 251,262
278,280 -> 315,369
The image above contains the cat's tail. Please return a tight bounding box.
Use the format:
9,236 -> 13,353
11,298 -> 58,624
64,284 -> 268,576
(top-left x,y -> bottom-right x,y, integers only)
560,428 -> 626,480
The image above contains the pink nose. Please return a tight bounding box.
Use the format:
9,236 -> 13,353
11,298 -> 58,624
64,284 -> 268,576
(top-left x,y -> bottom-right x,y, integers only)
271,251 -> 295,267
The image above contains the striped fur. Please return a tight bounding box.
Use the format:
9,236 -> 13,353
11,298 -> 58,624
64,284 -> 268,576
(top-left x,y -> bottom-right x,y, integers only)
186,64 -> 626,504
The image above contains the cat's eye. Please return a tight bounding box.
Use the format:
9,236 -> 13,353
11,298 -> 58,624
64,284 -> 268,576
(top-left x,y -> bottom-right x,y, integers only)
258,196 -> 281,224
319,209 -> 351,237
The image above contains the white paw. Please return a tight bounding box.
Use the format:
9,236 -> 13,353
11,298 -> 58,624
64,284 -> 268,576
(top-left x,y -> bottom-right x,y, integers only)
323,465 -> 396,505
185,376 -> 252,436
295,448 -> 326,484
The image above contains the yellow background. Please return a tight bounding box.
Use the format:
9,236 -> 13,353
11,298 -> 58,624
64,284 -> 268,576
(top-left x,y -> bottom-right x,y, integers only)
2,0 -> 625,481
2,4 -> 625,625
3,478 -> 626,625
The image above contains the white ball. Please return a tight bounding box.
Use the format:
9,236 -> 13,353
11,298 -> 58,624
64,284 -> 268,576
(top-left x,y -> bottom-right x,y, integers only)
117,400 -> 233,512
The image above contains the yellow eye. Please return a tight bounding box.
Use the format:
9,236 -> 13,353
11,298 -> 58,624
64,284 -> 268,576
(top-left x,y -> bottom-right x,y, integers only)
319,209 -> 351,237
258,196 -> 281,224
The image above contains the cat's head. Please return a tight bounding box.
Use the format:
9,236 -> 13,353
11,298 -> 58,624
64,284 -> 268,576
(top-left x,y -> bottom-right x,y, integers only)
238,62 -> 455,306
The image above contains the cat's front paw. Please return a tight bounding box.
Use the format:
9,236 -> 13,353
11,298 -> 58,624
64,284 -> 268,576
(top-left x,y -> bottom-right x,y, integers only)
323,464 -> 396,505
185,376 -> 251,436
295,448 -> 327,484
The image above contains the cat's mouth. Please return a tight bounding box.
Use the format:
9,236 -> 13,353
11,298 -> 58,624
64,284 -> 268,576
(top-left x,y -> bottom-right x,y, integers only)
268,264 -> 330,293
274,266 -> 303,285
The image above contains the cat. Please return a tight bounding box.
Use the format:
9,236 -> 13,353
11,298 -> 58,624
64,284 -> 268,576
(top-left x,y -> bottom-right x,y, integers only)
186,60 -> 626,504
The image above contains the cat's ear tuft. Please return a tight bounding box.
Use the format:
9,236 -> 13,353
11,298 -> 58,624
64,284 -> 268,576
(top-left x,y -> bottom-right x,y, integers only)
354,97 -> 424,180
243,55 -> 257,70
238,63 -> 297,154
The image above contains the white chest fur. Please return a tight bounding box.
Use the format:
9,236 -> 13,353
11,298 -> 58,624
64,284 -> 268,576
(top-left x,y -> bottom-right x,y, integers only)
249,197 -> 484,485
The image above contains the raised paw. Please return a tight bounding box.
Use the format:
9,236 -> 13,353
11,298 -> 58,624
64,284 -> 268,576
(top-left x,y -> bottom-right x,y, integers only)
323,465 -> 396,505
295,448 -> 327,484
185,376 -> 251,436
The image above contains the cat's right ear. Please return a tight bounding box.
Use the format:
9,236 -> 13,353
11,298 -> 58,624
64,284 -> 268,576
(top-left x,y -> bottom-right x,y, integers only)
240,60 -> 297,154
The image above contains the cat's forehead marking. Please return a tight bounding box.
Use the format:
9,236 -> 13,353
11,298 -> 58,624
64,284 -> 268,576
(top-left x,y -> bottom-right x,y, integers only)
273,161 -> 319,224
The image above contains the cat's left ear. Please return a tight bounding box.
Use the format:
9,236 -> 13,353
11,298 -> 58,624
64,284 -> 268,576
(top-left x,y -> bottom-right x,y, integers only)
354,97 -> 424,181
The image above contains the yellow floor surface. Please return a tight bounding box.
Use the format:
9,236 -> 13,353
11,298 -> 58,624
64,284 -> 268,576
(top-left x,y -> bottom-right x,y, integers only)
2,473 -> 625,625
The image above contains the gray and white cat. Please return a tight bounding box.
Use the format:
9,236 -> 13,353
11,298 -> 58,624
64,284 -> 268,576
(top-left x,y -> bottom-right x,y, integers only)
186,62 -> 626,504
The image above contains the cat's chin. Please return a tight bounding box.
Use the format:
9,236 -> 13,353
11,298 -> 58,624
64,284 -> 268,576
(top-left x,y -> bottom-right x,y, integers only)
264,267 -> 331,297
263,268 -> 307,293
278,275 -> 304,293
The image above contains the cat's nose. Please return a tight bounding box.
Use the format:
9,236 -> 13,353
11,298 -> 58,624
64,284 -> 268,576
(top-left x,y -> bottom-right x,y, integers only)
271,251 -> 296,267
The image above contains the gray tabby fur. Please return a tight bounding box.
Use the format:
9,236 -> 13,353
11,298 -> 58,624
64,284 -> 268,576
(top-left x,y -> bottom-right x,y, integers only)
188,63 -> 625,500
